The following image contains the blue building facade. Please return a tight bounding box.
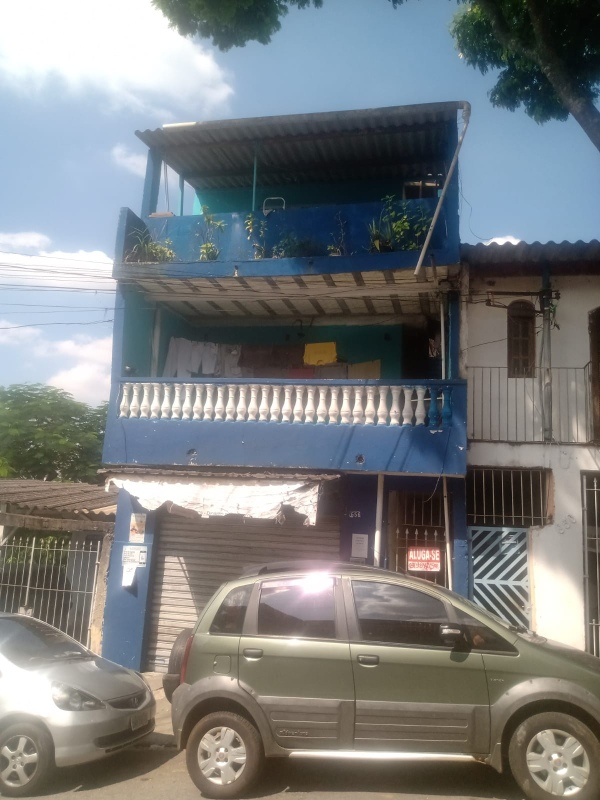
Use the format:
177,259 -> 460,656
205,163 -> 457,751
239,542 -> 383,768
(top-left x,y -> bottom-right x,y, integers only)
101,103 -> 470,670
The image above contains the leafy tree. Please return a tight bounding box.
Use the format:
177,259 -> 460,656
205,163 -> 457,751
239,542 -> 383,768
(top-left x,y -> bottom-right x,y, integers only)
0,385 -> 107,483
152,0 -> 600,152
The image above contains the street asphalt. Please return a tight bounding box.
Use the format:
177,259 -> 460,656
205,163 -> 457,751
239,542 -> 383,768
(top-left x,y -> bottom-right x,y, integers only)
34,673 -> 526,800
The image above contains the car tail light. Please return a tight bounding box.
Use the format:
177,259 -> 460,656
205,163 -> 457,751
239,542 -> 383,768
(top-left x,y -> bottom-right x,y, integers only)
179,634 -> 194,685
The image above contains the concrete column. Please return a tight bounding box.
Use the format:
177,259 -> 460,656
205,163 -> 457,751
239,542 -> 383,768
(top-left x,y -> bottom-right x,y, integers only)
101,490 -> 157,669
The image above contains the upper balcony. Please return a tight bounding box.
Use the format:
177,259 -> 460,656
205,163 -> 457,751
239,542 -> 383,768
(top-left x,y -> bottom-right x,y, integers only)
114,102 -> 464,279
115,196 -> 451,280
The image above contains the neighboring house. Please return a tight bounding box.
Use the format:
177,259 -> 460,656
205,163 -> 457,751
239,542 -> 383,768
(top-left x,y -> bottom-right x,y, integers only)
462,239 -> 600,653
101,102 -> 471,671
0,479 -> 117,650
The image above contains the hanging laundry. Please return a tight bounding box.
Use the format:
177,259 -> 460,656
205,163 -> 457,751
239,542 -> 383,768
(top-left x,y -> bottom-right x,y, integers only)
163,337 -> 196,378
303,341 -> 337,366
201,342 -> 219,375
221,344 -> 242,377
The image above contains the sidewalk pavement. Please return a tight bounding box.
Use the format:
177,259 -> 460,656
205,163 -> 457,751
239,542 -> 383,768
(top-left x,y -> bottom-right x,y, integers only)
142,672 -> 176,746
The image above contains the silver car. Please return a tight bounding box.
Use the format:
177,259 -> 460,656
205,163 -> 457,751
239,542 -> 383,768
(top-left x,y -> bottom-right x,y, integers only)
0,614 -> 155,796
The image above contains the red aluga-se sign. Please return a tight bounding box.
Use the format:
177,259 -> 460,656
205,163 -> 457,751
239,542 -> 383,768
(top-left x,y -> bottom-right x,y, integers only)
407,547 -> 441,572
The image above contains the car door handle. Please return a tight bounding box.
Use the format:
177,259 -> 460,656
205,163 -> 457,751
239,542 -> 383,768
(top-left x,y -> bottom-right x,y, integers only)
357,654 -> 379,666
243,648 -> 264,660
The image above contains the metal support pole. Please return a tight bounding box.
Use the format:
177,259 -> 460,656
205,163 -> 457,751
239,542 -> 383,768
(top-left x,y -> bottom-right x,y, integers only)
179,174 -> 185,217
414,102 -> 471,278
541,265 -> 553,441
440,295 -> 447,382
443,476 -> 453,591
252,146 -> 259,213
374,474 -> 384,567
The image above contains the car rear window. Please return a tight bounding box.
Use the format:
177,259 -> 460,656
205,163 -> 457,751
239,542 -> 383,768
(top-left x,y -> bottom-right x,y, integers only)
0,616 -> 88,667
209,585 -> 252,635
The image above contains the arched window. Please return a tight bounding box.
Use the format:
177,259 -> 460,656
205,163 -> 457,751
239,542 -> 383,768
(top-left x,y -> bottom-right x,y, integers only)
507,301 -> 535,378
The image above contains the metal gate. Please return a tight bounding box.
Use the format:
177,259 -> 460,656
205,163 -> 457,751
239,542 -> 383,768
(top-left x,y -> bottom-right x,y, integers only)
0,532 -> 102,647
468,526 -> 530,628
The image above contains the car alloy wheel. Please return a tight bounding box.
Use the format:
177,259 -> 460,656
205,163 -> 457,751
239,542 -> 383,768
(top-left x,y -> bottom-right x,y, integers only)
0,723 -> 54,797
186,711 -> 263,799
526,728 -> 590,796
200,726 -> 246,785
509,712 -> 600,800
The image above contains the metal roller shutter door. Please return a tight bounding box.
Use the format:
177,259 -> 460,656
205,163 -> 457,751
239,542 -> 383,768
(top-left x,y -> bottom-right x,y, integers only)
145,513 -> 340,672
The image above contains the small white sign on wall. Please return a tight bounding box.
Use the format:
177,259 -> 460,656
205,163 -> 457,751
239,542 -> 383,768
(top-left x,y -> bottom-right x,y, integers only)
122,545 -> 148,566
129,513 -> 146,543
351,533 -> 369,559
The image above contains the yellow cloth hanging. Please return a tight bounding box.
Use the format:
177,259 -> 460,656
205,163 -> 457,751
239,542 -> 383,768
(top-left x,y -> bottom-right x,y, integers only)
304,342 -> 337,366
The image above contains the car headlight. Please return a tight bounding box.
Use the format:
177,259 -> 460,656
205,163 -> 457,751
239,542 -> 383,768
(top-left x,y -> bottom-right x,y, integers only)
51,682 -> 106,711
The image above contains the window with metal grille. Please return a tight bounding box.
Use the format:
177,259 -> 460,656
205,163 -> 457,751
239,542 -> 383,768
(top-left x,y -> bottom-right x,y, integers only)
386,490 -> 448,586
467,468 -> 551,527
507,301 -> 536,378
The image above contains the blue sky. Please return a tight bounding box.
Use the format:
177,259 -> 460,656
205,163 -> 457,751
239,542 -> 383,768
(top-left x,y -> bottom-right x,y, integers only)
0,0 -> 598,406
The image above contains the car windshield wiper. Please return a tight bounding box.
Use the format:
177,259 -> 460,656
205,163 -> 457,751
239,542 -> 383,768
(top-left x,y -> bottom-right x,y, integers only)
508,623 -> 528,633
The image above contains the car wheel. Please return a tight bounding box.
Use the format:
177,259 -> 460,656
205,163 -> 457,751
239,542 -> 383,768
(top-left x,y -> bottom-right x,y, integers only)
508,712 -> 600,800
186,712 -> 264,799
0,722 -> 54,797
163,627 -> 193,702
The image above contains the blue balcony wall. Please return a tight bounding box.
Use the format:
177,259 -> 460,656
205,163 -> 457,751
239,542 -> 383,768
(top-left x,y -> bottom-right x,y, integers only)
117,196 -> 458,272
103,380 -> 467,476
195,178 -> 434,215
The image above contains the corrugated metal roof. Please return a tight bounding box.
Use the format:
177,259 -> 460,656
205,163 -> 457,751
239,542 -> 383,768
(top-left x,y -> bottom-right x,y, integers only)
115,265 -> 452,323
136,102 -> 465,191
0,480 -> 118,519
462,240 -> 600,270
103,467 -> 340,481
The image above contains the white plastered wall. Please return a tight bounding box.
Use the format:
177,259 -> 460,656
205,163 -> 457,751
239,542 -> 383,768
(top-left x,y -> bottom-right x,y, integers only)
466,272 -> 600,650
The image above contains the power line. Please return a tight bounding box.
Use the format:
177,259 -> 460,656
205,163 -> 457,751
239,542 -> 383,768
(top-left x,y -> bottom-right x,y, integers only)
0,319 -> 113,331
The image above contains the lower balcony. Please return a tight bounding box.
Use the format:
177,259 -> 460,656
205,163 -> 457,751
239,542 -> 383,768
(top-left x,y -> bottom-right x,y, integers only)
103,378 -> 467,475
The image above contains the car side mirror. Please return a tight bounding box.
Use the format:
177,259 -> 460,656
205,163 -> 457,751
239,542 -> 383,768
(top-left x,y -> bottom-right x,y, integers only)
439,624 -> 464,648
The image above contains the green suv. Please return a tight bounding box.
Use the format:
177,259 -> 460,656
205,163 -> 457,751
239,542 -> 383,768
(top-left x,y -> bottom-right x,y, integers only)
167,561 -> 600,800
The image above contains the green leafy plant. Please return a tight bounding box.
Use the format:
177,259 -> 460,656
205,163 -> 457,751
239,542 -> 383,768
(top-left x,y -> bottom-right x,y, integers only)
368,196 -> 432,253
327,212 -> 348,256
125,229 -> 176,263
245,213 -> 269,259
197,205 -> 226,261
272,233 -> 325,259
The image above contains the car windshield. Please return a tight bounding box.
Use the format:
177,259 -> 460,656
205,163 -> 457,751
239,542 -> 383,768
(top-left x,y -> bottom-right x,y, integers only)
428,585 -> 533,634
0,617 -> 90,668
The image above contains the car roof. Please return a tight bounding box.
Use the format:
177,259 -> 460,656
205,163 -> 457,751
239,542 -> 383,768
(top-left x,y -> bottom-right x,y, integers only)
240,560 -> 405,579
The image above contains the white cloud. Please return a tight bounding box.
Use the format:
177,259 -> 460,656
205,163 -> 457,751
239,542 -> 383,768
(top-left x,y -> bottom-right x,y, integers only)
0,0 -> 233,118
0,321 -> 41,346
45,336 -> 112,406
111,144 -> 147,178
0,322 -> 112,406
0,233 -> 113,292
0,232 -> 52,251
484,236 -> 521,246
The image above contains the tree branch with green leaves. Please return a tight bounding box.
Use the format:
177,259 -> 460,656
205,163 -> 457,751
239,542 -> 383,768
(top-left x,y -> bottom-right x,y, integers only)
152,0 -> 600,152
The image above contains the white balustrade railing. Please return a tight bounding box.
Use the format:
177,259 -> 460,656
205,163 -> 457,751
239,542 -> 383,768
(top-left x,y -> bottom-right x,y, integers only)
118,381 -> 448,426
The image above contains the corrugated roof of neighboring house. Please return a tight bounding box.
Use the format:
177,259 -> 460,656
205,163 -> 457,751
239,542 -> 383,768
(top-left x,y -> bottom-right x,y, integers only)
462,240 -> 600,273
0,480 -> 118,520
